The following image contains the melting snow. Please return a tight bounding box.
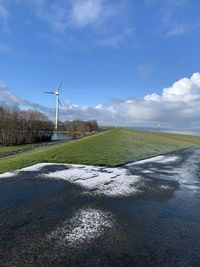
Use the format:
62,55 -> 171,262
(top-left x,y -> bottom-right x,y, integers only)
128,155 -> 180,165
0,171 -> 16,179
18,163 -> 52,172
45,164 -> 140,197
47,208 -> 114,248
0,163 -> 140,197
0,163 -> 52,178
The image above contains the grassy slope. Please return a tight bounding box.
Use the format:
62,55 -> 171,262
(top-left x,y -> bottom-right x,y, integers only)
0,144 -> 34,154
0,128 -> 200,173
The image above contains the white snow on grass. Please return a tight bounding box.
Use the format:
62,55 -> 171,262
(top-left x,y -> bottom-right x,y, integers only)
128,155 -> 180,165
47,208 -> 114,248
44,164 -> 140,197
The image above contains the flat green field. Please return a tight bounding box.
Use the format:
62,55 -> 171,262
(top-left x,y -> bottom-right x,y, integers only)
0,128 -> 200,174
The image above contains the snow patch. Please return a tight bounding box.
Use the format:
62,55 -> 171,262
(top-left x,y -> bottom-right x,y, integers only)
45,164 -> 140,197
19,163 -> 53,172
0,163 -> 52,179
0,163 -> 140,197
0,171 -> 16,179
47,208 -> 114,248
128,155 -> 180,165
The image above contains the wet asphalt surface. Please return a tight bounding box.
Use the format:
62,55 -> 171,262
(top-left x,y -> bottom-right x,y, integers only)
1,148 -> 200,266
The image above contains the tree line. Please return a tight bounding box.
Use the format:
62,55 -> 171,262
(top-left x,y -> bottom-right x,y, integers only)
0,106 -> 99,145
0,107 -> 53,145
60,120 -> 99,138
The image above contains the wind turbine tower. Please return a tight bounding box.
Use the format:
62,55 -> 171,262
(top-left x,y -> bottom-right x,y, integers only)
45,81 -> 62,132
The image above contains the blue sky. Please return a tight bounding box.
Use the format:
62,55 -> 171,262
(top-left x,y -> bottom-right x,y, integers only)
1,0 -> 200,128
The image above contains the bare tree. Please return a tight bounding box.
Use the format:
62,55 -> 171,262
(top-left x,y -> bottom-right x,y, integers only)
0,107 -> 53,145
60,119 -> 99,138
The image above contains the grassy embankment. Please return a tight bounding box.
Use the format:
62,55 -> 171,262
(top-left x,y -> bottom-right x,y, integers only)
0,128 -> 200,174
0,144 -> 35,156
0,141 -> 58,157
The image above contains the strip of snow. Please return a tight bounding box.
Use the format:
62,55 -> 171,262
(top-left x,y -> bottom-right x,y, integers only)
0,171 -> 16,179
19,163 -> 53,172
0,163 -> 52,179
141,170 -> 153,174
47,208 -> 114,248
128,155 -> 180,165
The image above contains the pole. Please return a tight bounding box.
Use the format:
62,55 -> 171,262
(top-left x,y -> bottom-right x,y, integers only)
55,95 -> 59,131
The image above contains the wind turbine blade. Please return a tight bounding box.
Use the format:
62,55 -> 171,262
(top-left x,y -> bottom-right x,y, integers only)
57,81 -> 62,92
44,91 -> 55,94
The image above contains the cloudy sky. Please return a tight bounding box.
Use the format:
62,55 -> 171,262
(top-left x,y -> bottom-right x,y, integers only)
1,0 -> 200,129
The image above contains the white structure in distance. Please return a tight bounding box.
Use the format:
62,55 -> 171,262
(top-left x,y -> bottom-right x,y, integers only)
45,81 -> 62,132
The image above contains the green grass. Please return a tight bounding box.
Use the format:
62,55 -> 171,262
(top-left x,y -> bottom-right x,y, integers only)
0,144 -> 34,154
0,128 -> 200,174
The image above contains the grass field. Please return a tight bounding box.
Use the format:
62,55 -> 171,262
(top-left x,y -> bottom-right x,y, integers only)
0,144 -> 35,155
0,141 -> 57,157
0,128 -> 200,174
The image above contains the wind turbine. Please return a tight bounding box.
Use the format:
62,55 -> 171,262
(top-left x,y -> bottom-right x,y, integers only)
45,81 -> 62,132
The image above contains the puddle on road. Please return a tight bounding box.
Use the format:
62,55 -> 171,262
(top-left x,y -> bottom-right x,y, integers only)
126,149 -> 200,192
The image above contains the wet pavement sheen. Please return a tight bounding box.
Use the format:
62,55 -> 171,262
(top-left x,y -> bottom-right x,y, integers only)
1,148 -> 200,266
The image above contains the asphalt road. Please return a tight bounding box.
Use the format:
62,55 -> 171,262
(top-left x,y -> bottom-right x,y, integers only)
1,148 -> 200,266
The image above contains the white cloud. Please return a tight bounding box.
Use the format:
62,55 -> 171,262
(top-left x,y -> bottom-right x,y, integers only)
95,104 -> 103,109
94,104 -> 117,114
145,73 -> 200,102
146,0 -> 195,37
0,0 -> 134,49
12,0 -> 118,32
144,93 -> 160,102
70,0 -> 103,27
59,72 -> 200,128
2,73 -> 200,130
0,82 -> 20,107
